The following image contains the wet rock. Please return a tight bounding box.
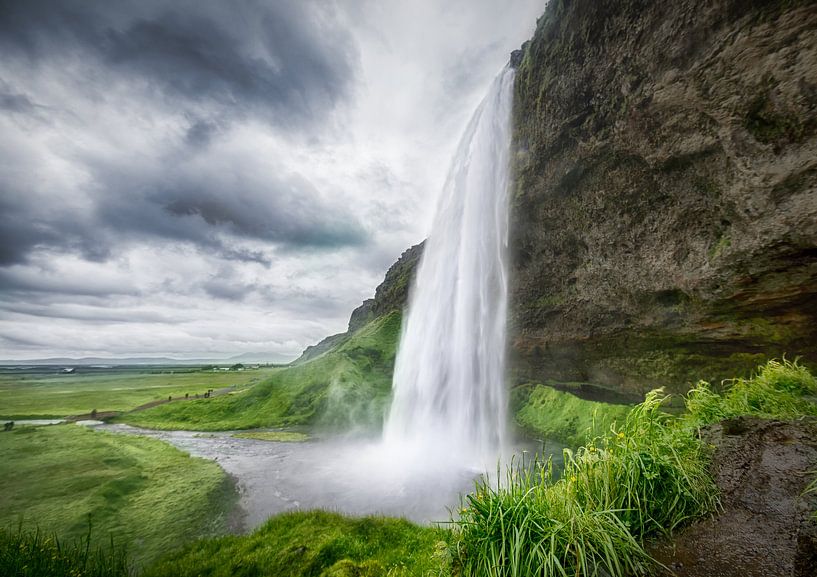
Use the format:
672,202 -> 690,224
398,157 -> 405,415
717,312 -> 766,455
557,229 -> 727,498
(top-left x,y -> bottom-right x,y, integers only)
649,418 -> 817,577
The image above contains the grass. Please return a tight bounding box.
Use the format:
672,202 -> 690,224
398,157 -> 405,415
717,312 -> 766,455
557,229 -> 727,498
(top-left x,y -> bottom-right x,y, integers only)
232,431 -> 309,442
3,358 -> 814,576
0,424 -> 236,566
514,385 -> 632,447
0,525 -> 132,577
682,358 -> 817,426
452,359 -> 817,577
119,312 -> 402,432
142,510 -> 449,577
0,368 -> 269,419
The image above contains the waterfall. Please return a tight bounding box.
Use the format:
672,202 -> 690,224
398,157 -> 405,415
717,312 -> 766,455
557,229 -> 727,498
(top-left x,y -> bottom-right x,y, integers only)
383,67 -> 514,467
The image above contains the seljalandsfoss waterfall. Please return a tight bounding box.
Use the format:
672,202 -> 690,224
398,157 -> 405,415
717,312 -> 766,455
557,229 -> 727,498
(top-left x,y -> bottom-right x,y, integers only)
100,68 -> 522,527
383,67 -> 515,468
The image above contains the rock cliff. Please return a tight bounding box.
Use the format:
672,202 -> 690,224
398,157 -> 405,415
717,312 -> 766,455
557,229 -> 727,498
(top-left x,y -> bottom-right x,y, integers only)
509,0 -> 817,394
294,242 -> 423,364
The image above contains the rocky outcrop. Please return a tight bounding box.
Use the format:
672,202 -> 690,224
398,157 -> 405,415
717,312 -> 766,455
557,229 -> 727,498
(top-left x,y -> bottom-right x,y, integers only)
346,242 -> 425,333
294,242 -> 424,364
510,0 -> 817,394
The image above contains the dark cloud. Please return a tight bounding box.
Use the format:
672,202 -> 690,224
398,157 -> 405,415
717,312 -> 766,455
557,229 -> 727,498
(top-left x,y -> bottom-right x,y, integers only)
0,267 -> 141,298
0,0 -> 358,129
0,90 -> 37,114
0,157 -> 368,267
0,302 -> 178,324
185,118 -> 221,148
0,0 -> 367,267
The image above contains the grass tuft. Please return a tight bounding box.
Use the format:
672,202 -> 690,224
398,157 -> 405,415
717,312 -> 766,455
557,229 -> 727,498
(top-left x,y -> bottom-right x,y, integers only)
683,358 -> 817,426
0,524 -> 132,577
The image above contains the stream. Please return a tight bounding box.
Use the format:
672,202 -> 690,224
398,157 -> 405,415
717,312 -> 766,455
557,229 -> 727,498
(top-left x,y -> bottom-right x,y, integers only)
95,423 -> 561,529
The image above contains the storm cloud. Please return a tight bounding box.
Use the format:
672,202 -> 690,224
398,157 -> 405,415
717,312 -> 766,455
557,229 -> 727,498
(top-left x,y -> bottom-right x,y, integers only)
0,0 -> 545,360
0,0 -> 356,128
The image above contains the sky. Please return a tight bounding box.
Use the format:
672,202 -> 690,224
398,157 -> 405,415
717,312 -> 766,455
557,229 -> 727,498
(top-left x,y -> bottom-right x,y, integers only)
0,0 -> 545,362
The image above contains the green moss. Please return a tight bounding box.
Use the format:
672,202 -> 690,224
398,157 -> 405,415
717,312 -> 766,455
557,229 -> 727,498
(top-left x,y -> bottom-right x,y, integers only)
513,384 -> 632,447
142,510 -> 449,577
708,232 -> 731,259
532,293 -> 566,310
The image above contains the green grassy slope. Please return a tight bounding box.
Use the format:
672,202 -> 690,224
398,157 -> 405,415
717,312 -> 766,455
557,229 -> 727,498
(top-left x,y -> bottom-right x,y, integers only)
119,312 -> 402,431
513,385 -> 633,448
143,510 -> 448,577
0,368 -> 269,419
0,424 -> 235,566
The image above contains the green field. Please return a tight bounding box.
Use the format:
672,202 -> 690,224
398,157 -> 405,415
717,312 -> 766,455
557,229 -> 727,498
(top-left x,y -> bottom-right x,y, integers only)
119,312 -> 402,431
0,368 -> 271,419
0,424 -> 236,566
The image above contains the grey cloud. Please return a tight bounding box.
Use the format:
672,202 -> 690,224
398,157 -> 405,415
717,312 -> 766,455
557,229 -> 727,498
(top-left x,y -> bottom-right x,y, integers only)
201,276 -> 255,302
0,124 -> 368,268
0,90 -> 37,114
0,267 -> 141,298
0,302 -> 179,324
85,163 -> 369,258
185,118 -> 222,148
0,0 -> 358,129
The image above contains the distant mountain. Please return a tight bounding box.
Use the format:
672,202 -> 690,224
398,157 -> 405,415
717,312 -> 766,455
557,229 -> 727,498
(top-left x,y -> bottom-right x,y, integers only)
0,354 -> 291,366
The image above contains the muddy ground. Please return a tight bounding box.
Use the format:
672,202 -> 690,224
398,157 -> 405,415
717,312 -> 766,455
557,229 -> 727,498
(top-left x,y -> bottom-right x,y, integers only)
650,417 -> 817,577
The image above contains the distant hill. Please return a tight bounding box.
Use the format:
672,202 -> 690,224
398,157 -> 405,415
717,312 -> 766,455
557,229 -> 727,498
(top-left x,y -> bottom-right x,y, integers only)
0,354 -> 291,366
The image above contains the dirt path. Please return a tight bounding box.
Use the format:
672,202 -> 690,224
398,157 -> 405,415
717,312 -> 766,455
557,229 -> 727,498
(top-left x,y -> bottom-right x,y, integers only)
65,385 -> 237,421
128,384 -> 236,412
650,417 -> 817,577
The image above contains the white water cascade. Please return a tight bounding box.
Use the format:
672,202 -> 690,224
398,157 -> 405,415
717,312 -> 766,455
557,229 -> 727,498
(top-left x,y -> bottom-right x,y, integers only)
383,67 -> 515,468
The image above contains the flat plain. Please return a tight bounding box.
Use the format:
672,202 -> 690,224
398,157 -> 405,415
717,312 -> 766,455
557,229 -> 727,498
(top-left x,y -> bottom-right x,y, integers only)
0,366 -> 273,419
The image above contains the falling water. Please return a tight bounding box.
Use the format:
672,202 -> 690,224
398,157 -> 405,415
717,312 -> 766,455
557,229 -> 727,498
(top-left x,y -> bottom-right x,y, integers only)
95,71 -> 520,525
383,67 -> 515,468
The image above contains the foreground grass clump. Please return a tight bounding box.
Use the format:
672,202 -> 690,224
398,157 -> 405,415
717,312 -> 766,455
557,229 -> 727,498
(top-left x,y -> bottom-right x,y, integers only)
0,425 -> 235,566
0,526 -> 132,577
143,510 -> 448,577
514,384 -> 632,447
121,312 -> 401,432
456,391 -> 717,577
453,359 -> 817,577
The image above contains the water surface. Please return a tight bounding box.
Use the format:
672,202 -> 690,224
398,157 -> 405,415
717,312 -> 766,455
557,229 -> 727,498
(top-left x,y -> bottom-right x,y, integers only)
97,424 -> 555,528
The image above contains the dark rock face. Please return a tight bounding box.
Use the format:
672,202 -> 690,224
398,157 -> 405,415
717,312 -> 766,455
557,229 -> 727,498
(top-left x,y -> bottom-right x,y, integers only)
345,242 -> 425,333
510,0 -> 817,394
294,242 -> 424,363
650,418 -> 817,577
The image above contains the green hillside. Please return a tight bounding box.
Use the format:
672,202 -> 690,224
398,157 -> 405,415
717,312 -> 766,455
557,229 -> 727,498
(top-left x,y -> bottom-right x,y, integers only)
119,312 -> 402,432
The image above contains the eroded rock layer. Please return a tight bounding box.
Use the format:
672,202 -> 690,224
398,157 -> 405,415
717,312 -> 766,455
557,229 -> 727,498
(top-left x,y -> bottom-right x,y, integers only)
510,0 -> 817,394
